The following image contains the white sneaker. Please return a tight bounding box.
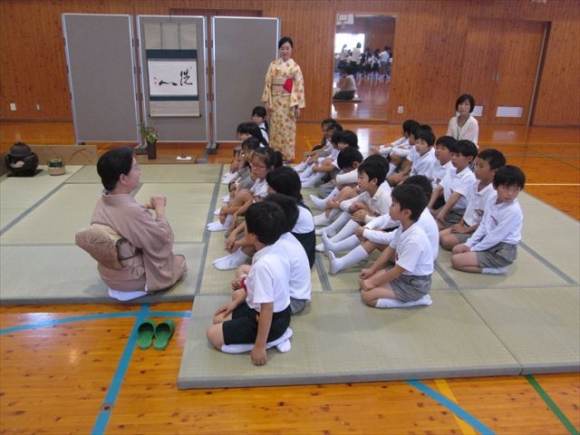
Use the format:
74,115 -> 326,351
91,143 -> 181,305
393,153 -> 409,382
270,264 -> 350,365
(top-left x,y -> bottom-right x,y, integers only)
309,194 -> 328,211
315,242 -> 325,253
213,208 -> 222,216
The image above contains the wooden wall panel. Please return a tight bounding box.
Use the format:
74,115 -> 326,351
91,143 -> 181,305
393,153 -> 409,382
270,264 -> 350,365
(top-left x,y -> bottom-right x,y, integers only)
1,0 -> 578,126
533,17 -> 580,125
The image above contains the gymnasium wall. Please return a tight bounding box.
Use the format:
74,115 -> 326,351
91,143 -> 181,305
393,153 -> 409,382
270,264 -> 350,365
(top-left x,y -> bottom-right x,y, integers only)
1,0 -> 578,126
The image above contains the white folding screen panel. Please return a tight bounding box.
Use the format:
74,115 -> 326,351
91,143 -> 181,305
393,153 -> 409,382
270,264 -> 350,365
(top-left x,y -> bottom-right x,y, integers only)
62,14 -> 140,143
137,16 -> 209,144
212,17 -> 280,144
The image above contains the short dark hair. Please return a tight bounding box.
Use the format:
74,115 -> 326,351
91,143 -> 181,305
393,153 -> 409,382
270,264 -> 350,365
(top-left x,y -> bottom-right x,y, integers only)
97,146 -> 134,191
266,166 -> 303,201
493,165 -> 526,190
402,120 -> 420,135
358,158 -> 387,186
414,128 -> 436,146
391,184 -> 427,222
337,130 -> 358,149
237,122 -> 268,146
245,201 -> 286,245
251,106 -> 267,118
456,94 -> 475,113
264,193 -> 299,232
278,36 -> 293,49
403,175 -> 433,201
435,135 -> 457,149
241,137 -> 262,152
336,146 -> 363,170
455,140 -> 479,158
477,148 -> 506,171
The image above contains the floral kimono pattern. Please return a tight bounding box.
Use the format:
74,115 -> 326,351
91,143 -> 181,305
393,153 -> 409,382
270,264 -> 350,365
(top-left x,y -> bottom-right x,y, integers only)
262,58 -> 305,160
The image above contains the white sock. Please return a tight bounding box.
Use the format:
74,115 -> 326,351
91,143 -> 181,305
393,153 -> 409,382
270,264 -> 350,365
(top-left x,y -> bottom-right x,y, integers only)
299,165 -> 314,179
375,294 -> 433,309
482,266 -> 509,275
108,288 -> 147,301
309,193 -> 330,211
328,245 -> 369,275
328,219 -> 361,244
294,161 -> 308,172
301,172 -> 325,188
323,233 -> 359,253
321,211 -> 351,237
220,328 -> 293,354
313,209 -> 339,227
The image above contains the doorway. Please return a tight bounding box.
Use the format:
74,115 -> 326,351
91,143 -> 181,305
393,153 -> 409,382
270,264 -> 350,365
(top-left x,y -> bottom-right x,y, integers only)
331,14 -> 396,121
460,18 -> 547,125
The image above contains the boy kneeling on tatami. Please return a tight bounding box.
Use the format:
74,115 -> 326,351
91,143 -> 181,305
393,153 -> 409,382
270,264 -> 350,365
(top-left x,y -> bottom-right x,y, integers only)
206,201 -> 292,366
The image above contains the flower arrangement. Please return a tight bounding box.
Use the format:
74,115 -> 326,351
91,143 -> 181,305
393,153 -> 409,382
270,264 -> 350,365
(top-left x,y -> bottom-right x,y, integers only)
140,124 -> 159,144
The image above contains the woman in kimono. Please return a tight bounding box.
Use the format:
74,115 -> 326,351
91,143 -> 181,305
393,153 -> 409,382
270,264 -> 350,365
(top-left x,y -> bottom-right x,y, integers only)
262,36 -> 306,162
85,146 -> 187,301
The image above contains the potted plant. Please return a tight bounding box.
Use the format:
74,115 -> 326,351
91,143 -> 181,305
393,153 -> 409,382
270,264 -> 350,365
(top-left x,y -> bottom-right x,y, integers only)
140,123 -> 158,159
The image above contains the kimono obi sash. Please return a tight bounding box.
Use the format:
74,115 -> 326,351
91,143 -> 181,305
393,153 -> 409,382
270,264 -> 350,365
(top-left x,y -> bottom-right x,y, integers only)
272,76 -> 293,94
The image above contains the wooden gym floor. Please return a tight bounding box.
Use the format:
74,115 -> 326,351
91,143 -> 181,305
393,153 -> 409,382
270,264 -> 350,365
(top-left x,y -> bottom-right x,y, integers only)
0,120 -> 579,434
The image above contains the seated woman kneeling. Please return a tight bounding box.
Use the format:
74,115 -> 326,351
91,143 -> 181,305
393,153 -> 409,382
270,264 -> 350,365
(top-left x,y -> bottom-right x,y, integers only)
77,146 -> 187,301
333,66 -> 357,101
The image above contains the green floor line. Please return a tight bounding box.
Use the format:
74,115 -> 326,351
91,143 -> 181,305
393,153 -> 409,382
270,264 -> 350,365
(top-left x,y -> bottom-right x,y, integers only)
525,374 -> 579,435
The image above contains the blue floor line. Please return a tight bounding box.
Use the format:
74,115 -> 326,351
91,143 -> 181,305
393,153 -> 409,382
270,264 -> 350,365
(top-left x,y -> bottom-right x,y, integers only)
0,311 -> 190,335
408,380 -> 495,434
0,312 -> 137,335
92,304 -> 150,435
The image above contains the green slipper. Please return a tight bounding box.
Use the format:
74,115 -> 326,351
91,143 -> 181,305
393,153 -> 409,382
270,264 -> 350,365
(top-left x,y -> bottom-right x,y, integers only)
137,318 -> 156,349
153,319 -> 175,350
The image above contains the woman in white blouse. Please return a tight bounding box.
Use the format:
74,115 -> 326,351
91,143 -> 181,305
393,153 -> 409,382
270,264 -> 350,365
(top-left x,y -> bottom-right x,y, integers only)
447,94 -> 479,146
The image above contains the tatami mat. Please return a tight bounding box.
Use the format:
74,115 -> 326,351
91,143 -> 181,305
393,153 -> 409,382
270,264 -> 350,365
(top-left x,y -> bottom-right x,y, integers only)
0,166 -> 83,231
66,164 -> 222,184
460,287 -> 580,374
518,192 -> 580,282
436,248 -> 573,289
1,183 -> 102,244
178,291 -> 521,389
0,243 -> 202,304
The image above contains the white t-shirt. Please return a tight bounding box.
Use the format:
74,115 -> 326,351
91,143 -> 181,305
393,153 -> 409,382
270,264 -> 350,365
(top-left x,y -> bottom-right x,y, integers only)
463,182 -> 496,227
277,233 -> 311,301
440,166 -> 476,210
245,243 -> 290,312
389,223 -> 434,276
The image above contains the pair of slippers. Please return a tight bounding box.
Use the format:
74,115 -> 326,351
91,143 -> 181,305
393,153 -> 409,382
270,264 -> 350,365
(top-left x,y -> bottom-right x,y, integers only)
137,318 -> 175,350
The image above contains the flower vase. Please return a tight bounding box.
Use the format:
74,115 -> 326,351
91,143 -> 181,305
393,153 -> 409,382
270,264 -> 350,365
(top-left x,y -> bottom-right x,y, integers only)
146,140 -> 157,160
